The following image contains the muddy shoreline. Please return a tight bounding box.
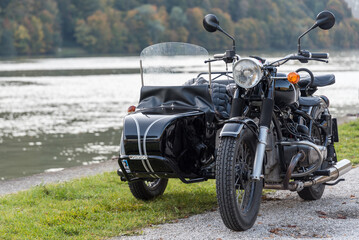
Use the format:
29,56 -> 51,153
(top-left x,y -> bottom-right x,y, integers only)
0,159 -> 118,196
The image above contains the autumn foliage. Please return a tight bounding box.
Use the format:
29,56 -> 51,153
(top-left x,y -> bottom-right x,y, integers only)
0,0 -> 358,56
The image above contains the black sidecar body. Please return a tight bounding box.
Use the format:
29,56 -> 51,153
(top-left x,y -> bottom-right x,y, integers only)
119,84 -> 220,183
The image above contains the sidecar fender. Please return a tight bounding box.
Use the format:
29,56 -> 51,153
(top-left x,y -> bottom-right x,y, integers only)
220,118 -> 258,138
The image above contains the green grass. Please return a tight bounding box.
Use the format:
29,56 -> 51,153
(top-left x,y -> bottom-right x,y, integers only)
335,119 -> 359,165
0,174 -> 217,239
0,120 -> 358,239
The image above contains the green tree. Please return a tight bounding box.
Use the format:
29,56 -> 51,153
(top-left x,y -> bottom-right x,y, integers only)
327,0 -> 352,22
113,0 -> 144,11
72,0 -> 102,18
236,18 -> 268,50
0,18 -> 16,56
74,19 -> 96,49
14,24 -> 30,54
124,5 -> 165,53
107,8 -> 128,52
75,10 -> 112,53
25,16 -> 45,54
169,6 -> 187,28
186,7 -> 206,46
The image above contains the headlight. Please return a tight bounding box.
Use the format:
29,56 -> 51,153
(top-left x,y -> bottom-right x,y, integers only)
233,58 -> 263,88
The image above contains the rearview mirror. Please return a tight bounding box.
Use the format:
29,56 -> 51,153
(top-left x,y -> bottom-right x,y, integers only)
203,14 -> 219,32
203,13 -> 236,55
315,10 -> 336,30
297,10 -> 335,53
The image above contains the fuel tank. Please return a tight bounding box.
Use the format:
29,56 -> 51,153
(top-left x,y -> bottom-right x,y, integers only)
274,79 -> 300,108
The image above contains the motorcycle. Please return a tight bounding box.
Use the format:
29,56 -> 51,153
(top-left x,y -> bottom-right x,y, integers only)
117,10 -> 352,231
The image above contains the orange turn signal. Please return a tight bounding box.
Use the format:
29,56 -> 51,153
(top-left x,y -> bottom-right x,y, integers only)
128,105 -> 136,113
287,72 -> 300,84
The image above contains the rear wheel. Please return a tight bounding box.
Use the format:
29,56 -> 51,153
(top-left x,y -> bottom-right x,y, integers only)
297,154 -> 328,200
128,178 -> 168,201
298,108 -> 327,201
216,128 -> 263,231
297,180 -> 325,200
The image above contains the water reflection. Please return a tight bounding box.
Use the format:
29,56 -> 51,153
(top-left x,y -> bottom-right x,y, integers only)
0,75 -> 141,137
0,129 -> 120,180
0,74 -> 139,180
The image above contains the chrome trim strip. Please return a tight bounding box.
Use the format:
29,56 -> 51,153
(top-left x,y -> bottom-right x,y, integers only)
128,116 -> 153,176
143,116 -> 170,178
120,132 -> 125,155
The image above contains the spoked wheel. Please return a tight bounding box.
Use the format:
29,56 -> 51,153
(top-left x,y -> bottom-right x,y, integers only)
216,128 -> 263,231
128,178 -> 168,201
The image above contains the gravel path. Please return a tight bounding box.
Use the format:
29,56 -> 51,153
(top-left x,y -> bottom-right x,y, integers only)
117,167 -> 359,240
0,159 -> 118,196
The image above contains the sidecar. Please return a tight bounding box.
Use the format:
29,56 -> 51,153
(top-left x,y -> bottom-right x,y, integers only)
119,84 -> 217,183
118,42 -> 232,185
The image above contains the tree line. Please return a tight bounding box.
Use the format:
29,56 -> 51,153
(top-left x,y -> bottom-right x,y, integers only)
0,0 -> 358,56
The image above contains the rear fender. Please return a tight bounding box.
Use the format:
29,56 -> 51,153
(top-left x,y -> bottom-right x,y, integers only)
220,118 -> 258,138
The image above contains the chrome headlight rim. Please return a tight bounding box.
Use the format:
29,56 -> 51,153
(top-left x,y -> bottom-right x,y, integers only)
233,58 -> 263,89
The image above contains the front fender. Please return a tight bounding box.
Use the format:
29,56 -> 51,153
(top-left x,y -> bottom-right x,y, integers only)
220,118 -> 258,138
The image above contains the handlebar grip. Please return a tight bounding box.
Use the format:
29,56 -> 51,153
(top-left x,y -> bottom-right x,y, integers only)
311,52 -> 329,59
214,53 -> 225,59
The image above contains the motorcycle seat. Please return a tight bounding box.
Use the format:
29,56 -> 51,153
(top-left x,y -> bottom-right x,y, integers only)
183,77 -> 231,119
298,96 -> 322,106
298,74 -> 335,88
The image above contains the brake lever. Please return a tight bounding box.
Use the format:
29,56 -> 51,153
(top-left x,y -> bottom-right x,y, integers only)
204,58 -> 223,63
310,58 -> 329,63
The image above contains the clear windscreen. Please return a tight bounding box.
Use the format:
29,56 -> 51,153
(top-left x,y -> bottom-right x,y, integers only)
140,42 -> 209,86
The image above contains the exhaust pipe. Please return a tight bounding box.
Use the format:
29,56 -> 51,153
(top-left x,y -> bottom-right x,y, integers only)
265,159 -> 352,191
303,159 -> 352,187
278,141 -> 328,177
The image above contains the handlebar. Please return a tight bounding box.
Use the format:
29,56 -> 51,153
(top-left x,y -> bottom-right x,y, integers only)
205,51 -> 239,64
267,52 -> 329,67
214,53 -> 225,59
299,50 -> 329,59
208,50 -> 329,67
311,52 -> 329,59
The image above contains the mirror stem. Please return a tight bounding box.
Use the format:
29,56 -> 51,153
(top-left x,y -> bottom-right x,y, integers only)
297,24 -> 317,53
218,26 -> 236,52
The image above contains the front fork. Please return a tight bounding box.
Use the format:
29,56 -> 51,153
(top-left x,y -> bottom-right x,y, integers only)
252,81 -> 275,181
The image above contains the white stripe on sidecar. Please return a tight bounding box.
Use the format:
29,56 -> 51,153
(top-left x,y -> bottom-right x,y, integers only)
128,116 -> 155,178
143,116 -> 172,178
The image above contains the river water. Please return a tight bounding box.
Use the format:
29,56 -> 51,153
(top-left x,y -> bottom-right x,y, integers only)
0,51 -> 358,180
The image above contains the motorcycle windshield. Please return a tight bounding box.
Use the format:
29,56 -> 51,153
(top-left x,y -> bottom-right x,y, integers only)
140,42 -> 209,86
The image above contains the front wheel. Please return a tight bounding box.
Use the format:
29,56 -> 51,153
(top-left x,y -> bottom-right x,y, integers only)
128,178 -> 168,201
216,128 -> 263,231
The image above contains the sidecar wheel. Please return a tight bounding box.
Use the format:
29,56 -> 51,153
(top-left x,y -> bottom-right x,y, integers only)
216,129 -> 263,231
128,178 -> 168,201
